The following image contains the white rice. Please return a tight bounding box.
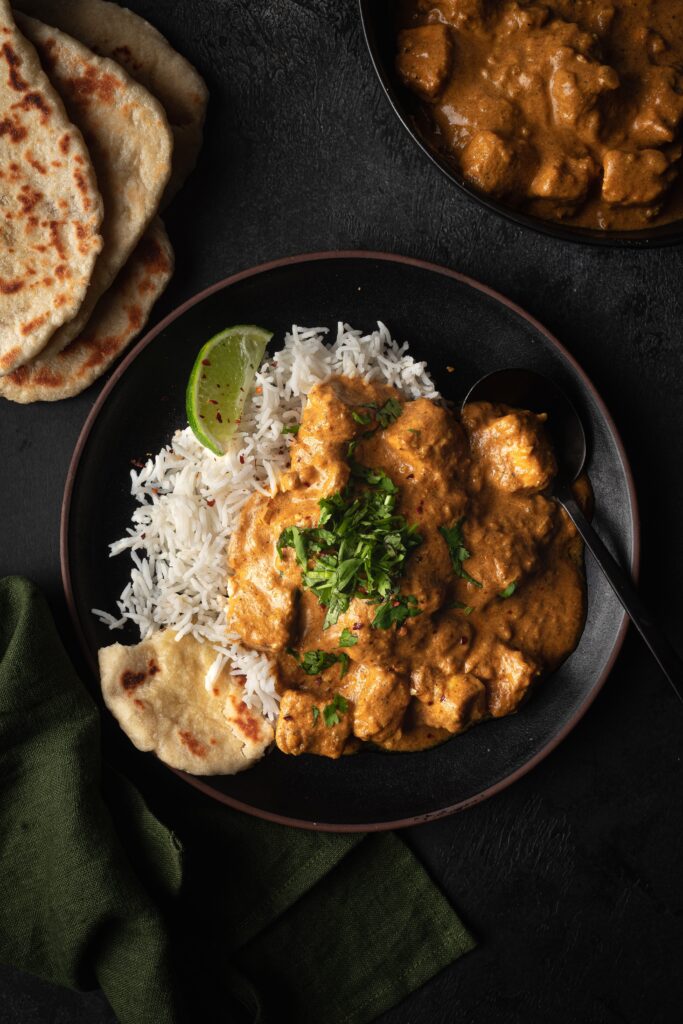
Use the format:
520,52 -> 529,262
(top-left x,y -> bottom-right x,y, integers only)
94,321 -> 439,720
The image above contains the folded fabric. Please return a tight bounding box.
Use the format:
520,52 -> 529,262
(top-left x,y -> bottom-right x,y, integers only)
0,577 -> 474,1023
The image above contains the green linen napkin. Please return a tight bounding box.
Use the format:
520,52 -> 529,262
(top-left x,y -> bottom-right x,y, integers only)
0,577 -> 474,1024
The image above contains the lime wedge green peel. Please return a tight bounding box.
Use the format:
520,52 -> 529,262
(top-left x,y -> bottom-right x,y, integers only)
186,325 -> 273,455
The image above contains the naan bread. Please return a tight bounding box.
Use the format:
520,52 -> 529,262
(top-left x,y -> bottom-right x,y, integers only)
0,0 -> 102,374
17,0 -> 208,202
99,631 -> 274,776
0,217 -> 173,402
15,13 -> 173,358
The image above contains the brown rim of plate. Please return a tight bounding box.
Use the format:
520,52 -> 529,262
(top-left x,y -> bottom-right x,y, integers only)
60,249 -> 641,832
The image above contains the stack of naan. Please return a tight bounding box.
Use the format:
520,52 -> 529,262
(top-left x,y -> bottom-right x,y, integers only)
0,0 -> 208,402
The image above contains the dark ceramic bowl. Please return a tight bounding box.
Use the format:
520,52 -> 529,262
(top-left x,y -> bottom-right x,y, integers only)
62,252 -> 639,831
359,0 -> 683,249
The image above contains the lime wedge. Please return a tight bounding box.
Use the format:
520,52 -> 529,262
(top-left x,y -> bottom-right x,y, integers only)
186,325 -> 272,455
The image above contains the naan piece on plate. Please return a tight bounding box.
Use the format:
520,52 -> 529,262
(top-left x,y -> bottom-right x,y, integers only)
0,0 -> 102,375
0,217 -> 173,402
14,13 -> 173,359
99,630 -> 274,776
18,0 -> 208,202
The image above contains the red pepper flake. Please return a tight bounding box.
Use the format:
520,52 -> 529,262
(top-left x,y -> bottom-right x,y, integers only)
239,454 -> 245,464
406,473 -> 415,480
130,458 -> 145,469
206,499 -> 216,507
353,622 -> 363,630
201,359 -> 211,366
208,399 -> 218,405
216,412 -> 223,423
235,418 -> 241,425
212,687 -> 220,697
255,386 -> 263,394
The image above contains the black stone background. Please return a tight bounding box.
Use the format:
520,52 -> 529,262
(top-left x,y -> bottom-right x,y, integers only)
1,1 -> 682,1021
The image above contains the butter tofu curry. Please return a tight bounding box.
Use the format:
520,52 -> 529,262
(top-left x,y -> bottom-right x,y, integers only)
395,0 -> 683,230
227,377 -> 587,759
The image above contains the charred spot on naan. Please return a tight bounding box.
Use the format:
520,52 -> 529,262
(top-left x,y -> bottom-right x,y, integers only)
1,39 -> 29,92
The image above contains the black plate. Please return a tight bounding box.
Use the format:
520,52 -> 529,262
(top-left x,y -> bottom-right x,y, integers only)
358,0 -> 683,249
62,252 -> 639,830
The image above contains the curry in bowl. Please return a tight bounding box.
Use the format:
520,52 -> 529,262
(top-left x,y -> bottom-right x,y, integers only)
395,0 -> 683,231
228,376 -> 587,759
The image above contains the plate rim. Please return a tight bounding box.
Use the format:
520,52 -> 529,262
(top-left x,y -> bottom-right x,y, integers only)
61,249 -> 640,831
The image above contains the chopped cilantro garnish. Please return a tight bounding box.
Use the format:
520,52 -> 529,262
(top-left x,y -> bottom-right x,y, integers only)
372,594 -> 421,630
499,582 -> 517,599
312,705 -> 320,724
278,466 -> 422,629
323,692 -> 349,727
277,525 -> 306,566
282,423 -> 300,435
339,628 -> 358,648
351,410 -> 372,426
376,397 -> 403,428
349,461 -> 398,493
439,518 -> 482,588
287,648 -> 349,679
449,600 -> 474,615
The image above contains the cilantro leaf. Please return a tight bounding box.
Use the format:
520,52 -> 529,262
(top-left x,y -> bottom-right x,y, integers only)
372,594 -> 421,630
323,692 -> 349,727
282,423 -> 300,435
339,628 -> 358,648
277,525 -> 307,567
448,600 -> 474,615
439,518 -> 482,588
499,582 -> 517,599
351,410 -> 372,425
376,397 -> 403,428
287,648 -> 350,679
312,705 -> 320,724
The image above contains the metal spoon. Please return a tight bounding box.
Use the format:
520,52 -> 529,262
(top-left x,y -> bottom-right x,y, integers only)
463,368 -> 682,702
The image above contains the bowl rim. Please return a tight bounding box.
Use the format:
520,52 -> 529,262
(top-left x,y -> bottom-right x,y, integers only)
61,249 -> 641,831
358,0 -> 683,250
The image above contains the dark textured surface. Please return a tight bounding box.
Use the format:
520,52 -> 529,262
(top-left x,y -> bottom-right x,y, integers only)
0,0 -> 682,1020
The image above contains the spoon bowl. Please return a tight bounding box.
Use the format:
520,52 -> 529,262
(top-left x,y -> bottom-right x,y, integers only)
463,367 -> 587,484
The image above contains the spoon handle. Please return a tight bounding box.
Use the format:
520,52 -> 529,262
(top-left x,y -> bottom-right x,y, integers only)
556,484 -> 682,703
